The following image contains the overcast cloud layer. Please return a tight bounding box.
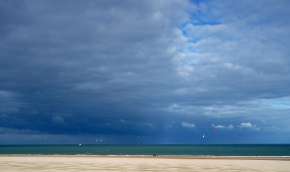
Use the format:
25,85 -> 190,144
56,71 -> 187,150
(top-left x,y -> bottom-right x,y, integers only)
0,0 -> 290,144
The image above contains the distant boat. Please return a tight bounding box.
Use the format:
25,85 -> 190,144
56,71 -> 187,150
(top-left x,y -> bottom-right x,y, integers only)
78,144 -> 82,147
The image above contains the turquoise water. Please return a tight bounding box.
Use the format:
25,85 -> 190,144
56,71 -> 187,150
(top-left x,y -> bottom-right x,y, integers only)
0,145 -> 290,156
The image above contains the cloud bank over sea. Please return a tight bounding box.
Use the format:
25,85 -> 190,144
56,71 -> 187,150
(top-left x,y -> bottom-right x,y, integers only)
0,0 -> 290,144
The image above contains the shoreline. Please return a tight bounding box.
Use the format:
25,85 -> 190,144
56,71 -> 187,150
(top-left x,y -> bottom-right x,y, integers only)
1,154 -> 290,161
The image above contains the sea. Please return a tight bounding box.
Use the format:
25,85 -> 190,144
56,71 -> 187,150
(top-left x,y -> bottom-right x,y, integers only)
0,144 -> 290,156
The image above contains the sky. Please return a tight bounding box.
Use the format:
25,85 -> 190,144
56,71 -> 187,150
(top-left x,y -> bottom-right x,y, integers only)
0,0 -> 290,144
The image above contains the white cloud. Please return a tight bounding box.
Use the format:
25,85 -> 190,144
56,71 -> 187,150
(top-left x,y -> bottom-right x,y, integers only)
239,122 -> 260,131
239,122 -> 253,128
212,122 -> 261,131
212,124 -> 234,129
181,122 -> 195,128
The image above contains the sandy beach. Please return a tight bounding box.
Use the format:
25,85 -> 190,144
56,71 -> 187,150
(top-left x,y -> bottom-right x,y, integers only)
0,156 -> 289,172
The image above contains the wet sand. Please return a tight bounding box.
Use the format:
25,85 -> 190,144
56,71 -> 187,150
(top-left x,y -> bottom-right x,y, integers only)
0,156 -> 289,172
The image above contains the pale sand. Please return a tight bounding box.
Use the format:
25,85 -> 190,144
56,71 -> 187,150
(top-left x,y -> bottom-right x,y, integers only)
0,156 -> 289,172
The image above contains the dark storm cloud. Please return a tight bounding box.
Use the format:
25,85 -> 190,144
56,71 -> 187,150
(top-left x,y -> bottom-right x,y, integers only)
0,0 -> 290,144
0,0 -> 191,139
